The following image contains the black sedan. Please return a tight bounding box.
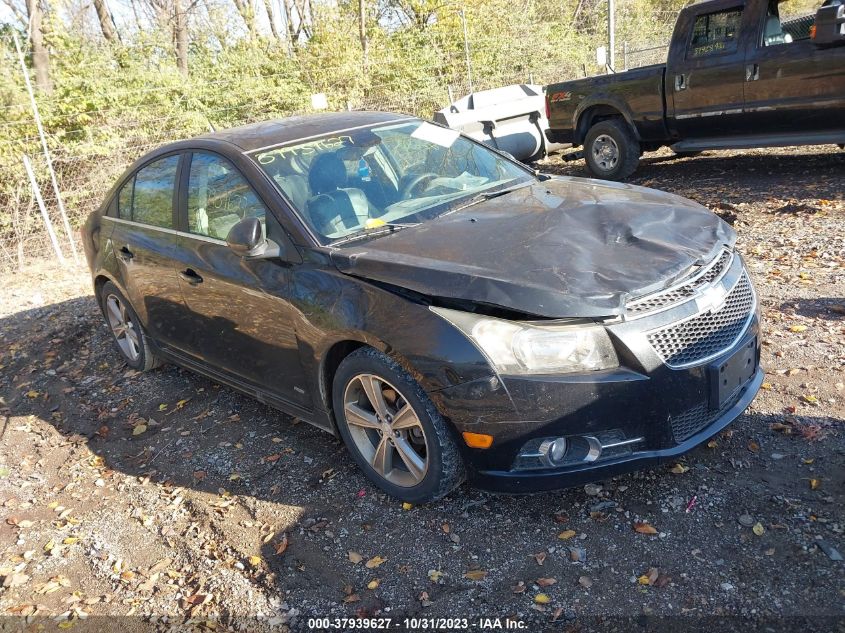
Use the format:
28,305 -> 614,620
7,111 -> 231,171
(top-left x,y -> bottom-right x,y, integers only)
82,111 -> 763,503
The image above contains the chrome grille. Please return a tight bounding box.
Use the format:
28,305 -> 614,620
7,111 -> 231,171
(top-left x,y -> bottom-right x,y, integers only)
627,249 -> 733,317
647,272 -> 754,368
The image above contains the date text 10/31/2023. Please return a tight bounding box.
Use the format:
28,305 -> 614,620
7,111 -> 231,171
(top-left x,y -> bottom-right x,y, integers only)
306,617 -> 528,630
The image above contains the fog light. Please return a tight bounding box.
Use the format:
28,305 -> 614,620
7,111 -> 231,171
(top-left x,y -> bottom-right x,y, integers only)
539,437 -> 568,466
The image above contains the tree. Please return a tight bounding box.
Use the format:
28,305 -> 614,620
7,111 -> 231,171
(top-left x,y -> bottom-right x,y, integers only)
92,0 -> 120,42
231,0 -> 258,38
263,0 -> 282,41
25,0 -> 52,92
358,0 -> 368,72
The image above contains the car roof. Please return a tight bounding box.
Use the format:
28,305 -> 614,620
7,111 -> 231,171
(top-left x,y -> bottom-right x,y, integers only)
195,111 -> 416,153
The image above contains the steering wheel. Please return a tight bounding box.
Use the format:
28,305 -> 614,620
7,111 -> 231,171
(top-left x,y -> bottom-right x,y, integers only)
400,173 -> 437,199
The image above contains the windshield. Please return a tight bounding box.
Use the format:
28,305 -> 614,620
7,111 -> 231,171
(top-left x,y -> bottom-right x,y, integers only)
252,120 -> 533,245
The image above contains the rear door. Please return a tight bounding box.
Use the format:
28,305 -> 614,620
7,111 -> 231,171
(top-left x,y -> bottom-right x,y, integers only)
171,150 -> 312,409
743,0 -> 845,134
108,153 -> 192,348
668,3 -> 750,137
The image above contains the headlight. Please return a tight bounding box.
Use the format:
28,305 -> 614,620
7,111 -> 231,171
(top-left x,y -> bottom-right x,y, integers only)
431,307 -> 618,375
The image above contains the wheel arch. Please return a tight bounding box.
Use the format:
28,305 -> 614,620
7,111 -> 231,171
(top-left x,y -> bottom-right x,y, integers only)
93,272 -> 123,316
317,337 -> 435,435
573,99 -> 638,146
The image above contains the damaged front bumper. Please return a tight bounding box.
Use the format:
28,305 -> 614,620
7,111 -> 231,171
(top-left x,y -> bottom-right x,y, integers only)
431,300 -> 763,493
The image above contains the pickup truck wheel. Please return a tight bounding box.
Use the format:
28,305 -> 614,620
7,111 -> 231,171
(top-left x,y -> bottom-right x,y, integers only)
584,119 -> 640,181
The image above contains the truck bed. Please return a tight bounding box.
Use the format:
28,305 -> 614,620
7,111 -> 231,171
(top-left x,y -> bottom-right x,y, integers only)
546,64 -> 668,146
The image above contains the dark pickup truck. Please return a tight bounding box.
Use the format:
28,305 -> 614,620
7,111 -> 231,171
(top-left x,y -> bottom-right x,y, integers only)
545,0 -> 845,179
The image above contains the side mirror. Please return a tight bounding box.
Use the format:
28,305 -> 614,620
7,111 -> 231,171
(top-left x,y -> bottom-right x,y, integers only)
813,2 -> 845,46
226,217 -> 279,259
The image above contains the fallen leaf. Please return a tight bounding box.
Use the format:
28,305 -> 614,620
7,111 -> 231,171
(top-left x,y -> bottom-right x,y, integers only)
365,556 -> 386,569
3,573 -> 29,588
534,593 -> 550,604
810,478 -> 820,490
578,575 -> 592,588
367,579 -> 380,590
669,463 -> 689,474
637,567 -> 659,585
558,530 -> 576,540
536,577 -> 557,587
428,570 -> 443,582
748,440 -> 760,453
148,558 -> 171,575
348,551 -> 363,564
752,522 -> 765,536
634,522 -> 658,535
464,570 -> 487,581
789,325 -> 807,333
192,470 -> 206,482
512,581 -> 526,593
401,502 -> 413,510
132,424 -> 147,436
533,552 -> 547,566
248,555 -> 261,567
273,534 -> 289,555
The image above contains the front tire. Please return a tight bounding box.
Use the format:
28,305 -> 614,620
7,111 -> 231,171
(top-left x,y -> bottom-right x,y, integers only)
100,281 -> 161,372
584,119 -> 640,181
332,348 -> 465,503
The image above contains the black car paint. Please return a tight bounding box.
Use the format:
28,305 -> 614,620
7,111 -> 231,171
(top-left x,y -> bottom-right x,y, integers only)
546,0 -> 845,150
83,112 -> 762,493
332,177 -> 734,319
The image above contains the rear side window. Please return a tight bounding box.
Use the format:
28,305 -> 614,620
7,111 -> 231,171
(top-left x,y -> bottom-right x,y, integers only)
118,179 -> 133,220
132,155 -> 179,228
689,8 -> 744,57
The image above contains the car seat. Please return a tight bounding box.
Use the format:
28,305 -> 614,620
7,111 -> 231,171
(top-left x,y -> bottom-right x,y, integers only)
306,153 -> 370,236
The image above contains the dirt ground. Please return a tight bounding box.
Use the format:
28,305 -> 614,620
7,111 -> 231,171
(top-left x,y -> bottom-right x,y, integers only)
0,146 -> 843,633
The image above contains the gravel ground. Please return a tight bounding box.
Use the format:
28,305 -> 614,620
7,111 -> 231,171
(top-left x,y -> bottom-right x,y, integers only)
0,145 -> 843,632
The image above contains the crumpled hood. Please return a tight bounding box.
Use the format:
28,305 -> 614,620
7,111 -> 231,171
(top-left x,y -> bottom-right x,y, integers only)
330,177 -> 735,319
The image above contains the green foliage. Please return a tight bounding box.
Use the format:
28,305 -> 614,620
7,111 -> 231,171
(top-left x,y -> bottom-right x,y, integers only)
0,0 -> 682,265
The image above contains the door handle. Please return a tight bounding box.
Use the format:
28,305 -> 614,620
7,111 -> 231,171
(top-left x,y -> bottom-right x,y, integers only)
745,63 -> 760,81
179,269 -> 203,285
674,73 -> 687,91
118,246 -> 134,261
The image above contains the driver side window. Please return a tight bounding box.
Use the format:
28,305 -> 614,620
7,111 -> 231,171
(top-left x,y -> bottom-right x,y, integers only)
187,152 -> 266,240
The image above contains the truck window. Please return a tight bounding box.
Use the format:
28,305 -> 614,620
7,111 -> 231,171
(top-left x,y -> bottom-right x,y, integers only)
764,0 -> 819,45
688,8 -> 744,57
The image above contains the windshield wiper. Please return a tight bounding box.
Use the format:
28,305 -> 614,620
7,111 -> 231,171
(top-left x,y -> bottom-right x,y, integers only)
331,222 -> 419,246
444,180 -> 534,215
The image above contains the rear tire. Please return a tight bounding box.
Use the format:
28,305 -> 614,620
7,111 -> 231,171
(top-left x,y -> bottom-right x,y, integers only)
100,281 -> 161,372
332,347 -> 465,503
584,119 -> 640,181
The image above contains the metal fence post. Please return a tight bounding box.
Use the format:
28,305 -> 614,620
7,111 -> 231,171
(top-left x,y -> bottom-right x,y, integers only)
13,32 -> 79,264
23,154 -> 65,266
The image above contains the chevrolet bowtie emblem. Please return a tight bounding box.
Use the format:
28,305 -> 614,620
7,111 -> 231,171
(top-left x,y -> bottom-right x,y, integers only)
695,282 -> 729,313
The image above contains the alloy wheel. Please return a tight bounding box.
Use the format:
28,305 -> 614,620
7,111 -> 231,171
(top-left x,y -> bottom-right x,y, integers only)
592,134 -> 620,171
343,373 -> 429,487
105,294 -> 140,362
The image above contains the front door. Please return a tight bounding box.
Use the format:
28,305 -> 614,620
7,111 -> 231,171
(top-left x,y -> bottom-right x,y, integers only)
743,0 -> 845,134
108,153 -> 191,349
669,4 -> 749,138
172,151 -> 312,409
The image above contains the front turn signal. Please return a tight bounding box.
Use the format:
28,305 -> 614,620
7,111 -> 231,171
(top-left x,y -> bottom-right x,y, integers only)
462,432 -> 494,449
